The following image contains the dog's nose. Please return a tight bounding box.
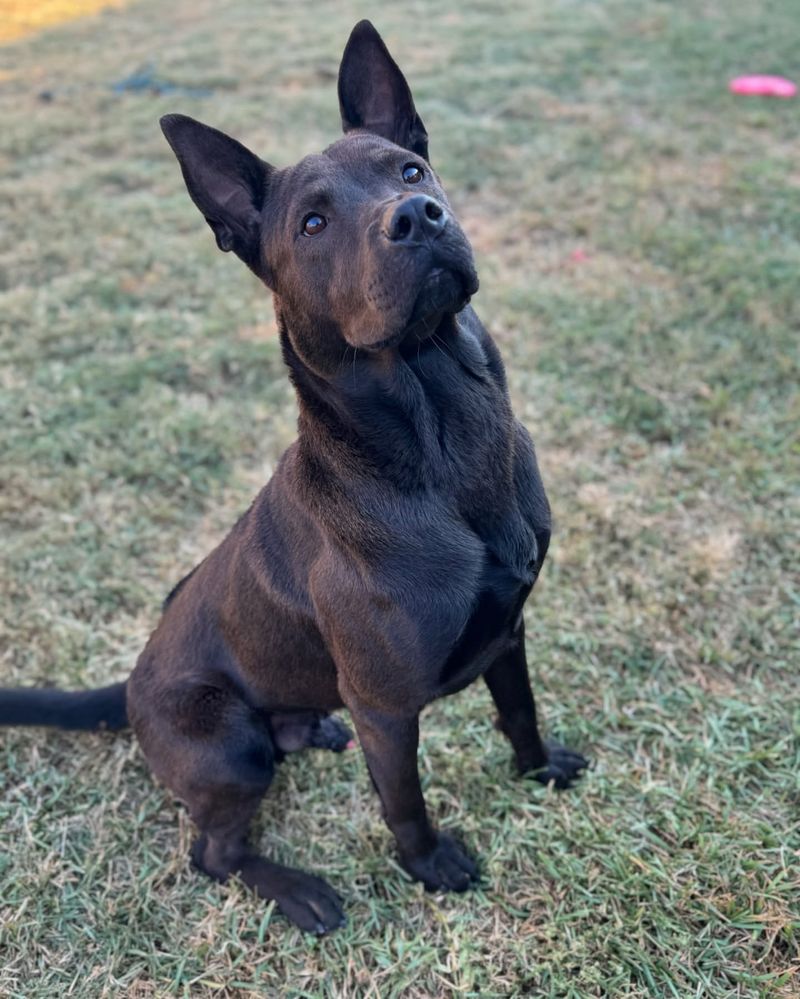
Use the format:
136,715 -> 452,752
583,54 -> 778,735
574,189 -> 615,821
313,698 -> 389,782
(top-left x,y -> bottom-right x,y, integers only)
386,195 -> 447,242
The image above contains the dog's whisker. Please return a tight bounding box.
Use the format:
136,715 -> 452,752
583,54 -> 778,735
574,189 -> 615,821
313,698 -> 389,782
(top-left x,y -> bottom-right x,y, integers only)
429,333 -> 450,361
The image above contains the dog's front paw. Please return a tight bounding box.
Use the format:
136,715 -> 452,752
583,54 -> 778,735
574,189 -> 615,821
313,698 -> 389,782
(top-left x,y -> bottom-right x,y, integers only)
401,833 -> 479,892
525,739 -> 589,789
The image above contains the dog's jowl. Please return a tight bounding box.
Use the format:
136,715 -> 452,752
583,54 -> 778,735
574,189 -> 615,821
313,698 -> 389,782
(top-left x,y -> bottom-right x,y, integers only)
0,21 -> 588,934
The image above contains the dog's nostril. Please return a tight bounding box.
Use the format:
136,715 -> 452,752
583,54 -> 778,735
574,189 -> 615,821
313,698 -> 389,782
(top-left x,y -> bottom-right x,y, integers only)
425,201 -> 443,221
395,214 -> 412,239
386,196 -> 446,241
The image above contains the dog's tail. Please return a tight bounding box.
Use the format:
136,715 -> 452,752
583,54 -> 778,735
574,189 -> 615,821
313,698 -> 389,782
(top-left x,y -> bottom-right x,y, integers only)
0,682 -> 128,731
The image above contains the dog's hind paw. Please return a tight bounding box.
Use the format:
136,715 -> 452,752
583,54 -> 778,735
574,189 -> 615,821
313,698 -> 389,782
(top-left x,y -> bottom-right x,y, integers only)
525,739 -> 589,789
242,860 -> 347,935
309,714 -> 354,753
269,711 -> 354,755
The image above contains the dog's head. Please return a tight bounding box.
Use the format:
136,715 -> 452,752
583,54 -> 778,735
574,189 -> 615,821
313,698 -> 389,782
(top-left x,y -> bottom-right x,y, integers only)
160,21 -> 478,374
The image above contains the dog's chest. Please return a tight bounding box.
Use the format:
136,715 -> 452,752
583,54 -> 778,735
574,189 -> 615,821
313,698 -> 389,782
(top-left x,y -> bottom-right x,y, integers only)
433,521 -> 536,695
393,337 -> 544,695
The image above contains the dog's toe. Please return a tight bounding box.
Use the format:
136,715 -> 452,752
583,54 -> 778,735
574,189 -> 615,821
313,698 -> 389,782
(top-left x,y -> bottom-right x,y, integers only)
401,832 -> 480,892
526,739 -> 589,790
265,868 -> 346,935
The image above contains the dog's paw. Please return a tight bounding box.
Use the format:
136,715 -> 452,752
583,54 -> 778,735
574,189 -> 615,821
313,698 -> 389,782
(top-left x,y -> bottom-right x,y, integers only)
525,739 -> 589,789
249,863 -> 347,935
401,833 -> 479,892
309,714 -> 354,752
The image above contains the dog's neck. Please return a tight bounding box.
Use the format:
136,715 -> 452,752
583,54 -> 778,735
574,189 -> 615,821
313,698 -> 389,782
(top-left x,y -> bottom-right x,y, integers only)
278,309 -> 514,499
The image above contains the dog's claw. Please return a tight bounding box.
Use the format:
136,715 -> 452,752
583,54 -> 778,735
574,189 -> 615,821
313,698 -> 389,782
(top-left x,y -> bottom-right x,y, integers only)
525,739 -> 589,790
401,832 -> 479,893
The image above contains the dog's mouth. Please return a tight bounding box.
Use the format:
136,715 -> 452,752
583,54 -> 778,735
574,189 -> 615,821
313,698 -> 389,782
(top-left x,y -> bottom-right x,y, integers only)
403,263 -> 479,338
362,262 -> 479,352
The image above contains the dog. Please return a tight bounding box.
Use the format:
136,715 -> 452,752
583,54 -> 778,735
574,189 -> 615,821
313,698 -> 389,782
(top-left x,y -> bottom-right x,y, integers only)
0,20 -> 587,934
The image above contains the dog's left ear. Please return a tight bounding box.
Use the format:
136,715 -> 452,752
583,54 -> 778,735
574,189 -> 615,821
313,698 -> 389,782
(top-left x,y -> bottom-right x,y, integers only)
338,20 -> 429,161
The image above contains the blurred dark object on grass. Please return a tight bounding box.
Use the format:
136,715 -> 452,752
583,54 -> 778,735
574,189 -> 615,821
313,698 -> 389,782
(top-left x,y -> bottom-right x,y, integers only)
37,62 -> 211,102
111,62 -> 211,97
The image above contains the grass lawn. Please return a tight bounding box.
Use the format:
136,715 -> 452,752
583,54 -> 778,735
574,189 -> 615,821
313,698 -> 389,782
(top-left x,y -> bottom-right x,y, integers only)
1,0 -> 798,995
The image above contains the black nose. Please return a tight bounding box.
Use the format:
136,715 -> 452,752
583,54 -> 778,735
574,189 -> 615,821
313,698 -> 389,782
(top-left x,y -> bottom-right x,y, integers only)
386,195 -> 447,242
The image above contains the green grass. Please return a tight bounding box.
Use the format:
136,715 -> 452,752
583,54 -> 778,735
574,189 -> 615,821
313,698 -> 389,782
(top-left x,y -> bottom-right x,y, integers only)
1,0 -> 798,995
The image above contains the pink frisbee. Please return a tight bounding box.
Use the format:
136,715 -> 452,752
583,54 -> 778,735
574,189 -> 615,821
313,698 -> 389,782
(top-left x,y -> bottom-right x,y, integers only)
729,75 -> 797,98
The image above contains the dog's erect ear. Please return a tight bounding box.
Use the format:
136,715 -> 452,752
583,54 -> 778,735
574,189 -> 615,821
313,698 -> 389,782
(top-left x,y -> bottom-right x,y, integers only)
160,114 -> 271,271
338,20 -> 429,161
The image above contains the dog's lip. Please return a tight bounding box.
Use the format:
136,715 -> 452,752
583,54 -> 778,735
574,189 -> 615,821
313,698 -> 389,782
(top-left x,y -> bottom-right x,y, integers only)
399,266 -> 479,343
360,328 -> 409,352
420,261 -> 479,306
424,260 -> 478,292
357,263 -> 479,353
432,260 -> 479,298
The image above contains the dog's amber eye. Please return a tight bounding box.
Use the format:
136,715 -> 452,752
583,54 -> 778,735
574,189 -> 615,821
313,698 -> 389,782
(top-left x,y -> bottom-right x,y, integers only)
303,213 -> 327,236
402,164 -> 424,184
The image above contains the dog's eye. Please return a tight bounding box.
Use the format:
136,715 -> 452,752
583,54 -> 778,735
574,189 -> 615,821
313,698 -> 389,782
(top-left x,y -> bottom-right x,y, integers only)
302,213 -> 327,236
402,164 -> 424,184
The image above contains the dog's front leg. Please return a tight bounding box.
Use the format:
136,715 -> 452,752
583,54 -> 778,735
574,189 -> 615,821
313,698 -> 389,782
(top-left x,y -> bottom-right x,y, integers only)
484,620 -> 589,789
347,702 -> 479,892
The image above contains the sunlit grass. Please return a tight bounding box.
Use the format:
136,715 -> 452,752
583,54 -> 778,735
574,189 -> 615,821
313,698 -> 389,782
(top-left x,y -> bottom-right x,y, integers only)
0,0 -> 125,44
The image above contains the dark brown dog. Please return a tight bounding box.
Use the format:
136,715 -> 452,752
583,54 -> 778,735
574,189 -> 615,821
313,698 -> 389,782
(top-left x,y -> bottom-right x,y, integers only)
0,21 -> 587,934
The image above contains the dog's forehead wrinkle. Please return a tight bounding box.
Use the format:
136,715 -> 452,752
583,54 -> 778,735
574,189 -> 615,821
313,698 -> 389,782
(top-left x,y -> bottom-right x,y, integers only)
324,133 -> 416,177
278,152 -> 385,209
324,131 -> 399,158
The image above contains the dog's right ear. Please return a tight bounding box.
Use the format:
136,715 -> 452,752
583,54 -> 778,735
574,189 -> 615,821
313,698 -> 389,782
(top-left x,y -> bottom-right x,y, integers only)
160,114 -> 272,274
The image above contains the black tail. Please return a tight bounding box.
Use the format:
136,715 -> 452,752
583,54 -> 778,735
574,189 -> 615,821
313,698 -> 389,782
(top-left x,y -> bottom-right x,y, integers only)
0,682 -> 128,731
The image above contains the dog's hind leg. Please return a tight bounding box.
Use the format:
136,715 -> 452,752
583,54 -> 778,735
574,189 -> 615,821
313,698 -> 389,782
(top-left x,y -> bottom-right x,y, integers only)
128,676 -> 345,934
188,782 -> 345,935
